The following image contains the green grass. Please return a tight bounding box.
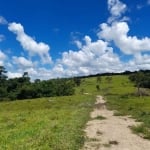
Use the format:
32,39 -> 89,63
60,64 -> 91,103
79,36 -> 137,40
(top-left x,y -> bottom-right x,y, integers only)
1,74 -> 150,149
131,124 -> 150,139
0,95 -> 95,150
98,75 -> 150,139
76,75 -> 150,139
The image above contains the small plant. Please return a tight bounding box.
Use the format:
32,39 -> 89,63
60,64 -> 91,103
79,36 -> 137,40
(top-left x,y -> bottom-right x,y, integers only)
103,143 -> 111,147
113,111 -> 123,116
109,140 -> 119,145
131,124 -> 150,139
93,115 -> 106,120
96,130 -> 103,135
86,137 -> 99,142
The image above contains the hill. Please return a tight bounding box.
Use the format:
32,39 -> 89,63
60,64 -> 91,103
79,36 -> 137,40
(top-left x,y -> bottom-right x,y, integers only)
1,74 -> 150,149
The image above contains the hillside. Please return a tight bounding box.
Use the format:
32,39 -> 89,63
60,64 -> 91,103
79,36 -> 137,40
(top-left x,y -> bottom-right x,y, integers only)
1,75 -> 150,149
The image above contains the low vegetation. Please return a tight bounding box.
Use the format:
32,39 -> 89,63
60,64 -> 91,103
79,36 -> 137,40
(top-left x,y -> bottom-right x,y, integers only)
93,115 -> 106,120
98,75 -> 150,139
0,95 -> 95,149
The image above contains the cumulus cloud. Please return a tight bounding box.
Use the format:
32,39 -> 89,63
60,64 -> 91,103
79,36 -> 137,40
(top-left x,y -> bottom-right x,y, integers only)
0,50 -> 6,66
4,0 -> 150,80
7,72 -> 22,79
51,0 -> 150,78
10,56 -> 40,80
73,40 -> 82,49
107,0 -> 127,23
108,0 -> 126,16
0,50 -> 6,59
52,35 -> 123,77
38,0 -> 150,79
0,16 -> 8,25
98,21 -> 150,55
8,22 -> 52,64
125,53 -> 150,71
95,0 -> 150,73
13,56 -> 33,69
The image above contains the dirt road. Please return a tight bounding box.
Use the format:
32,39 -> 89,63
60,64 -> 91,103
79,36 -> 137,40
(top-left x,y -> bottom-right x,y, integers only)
82,95 -> 150,150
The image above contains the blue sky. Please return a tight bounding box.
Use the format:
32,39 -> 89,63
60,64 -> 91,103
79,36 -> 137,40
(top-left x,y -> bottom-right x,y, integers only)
0,0 -> 150,80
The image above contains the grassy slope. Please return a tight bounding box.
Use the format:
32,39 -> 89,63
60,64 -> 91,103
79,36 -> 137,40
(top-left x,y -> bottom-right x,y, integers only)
99,75 -> 150,139
1,75 -> 150,149
76,75 -> 150,139
0,95 -> 95,150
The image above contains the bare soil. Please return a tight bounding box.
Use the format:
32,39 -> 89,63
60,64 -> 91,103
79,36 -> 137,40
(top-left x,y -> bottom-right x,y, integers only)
82,95 -> 150,150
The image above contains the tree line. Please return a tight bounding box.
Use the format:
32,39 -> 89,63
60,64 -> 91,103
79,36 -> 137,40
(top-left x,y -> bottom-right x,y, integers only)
129,71 -> 150,96
129,71 -> 150,89
0,66 -> 76,101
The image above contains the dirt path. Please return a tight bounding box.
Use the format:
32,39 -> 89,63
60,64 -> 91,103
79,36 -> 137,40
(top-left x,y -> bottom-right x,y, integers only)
82,95 -> 150,150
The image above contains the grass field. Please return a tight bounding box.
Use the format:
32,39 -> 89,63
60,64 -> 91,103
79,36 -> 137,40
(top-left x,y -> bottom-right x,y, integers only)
1,75 -> 150,149
99,75 -> 150,139
76,75 -> 150,139
0,95 -> 95,150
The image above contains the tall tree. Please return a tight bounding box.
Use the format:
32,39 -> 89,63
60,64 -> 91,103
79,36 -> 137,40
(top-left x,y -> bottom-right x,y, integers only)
0,66 -> 7,80
0,66 -> 7,100
129,72 -> 145,96
0,66 -> 7,86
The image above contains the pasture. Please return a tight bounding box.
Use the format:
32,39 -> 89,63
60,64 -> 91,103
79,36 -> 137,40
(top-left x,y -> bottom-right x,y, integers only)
1,74 -> 150,149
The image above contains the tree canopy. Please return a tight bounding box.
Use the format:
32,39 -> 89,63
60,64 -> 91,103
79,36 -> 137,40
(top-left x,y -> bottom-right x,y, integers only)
0,66 -> 75,101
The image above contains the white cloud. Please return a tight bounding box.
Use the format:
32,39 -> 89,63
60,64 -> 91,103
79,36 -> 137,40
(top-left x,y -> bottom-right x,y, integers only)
7,72 -> 22,79
13,56 -> 33,68
108,0 -> 126,16
147,0 -> 150,5
0,16 -> 8,25
0,50 -> 6,59
120,16 -> 130,22
4,0 -> 150,80
7,56 -> 39,80
125,53 -> 150,71
24,68 -> 38,80
8,22 -> 52,64
0,50 -> 6,66
74,40 -> 82,49
52,35 -> 123,77
99,22 -> 150,55
107,0 -> 127,23
31,67 -> 52,80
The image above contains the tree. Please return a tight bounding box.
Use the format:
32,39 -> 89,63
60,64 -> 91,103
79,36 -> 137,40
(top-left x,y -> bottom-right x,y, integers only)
97,76 -> 101,83
34,79 -> 41,83
129,72 -> 145,96
0,66 -> 7,85
23,72 -> 29,78
7,78 -> 18,100
96,85 -> 100,91
105,76 -> 112,84
0,68 -> 76,101
73,77 -> 81,86
0,66 -> 7,100
55,79 -> 75,96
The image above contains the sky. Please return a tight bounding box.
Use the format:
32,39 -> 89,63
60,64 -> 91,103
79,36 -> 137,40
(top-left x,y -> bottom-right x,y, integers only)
1,0 -> 150,80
